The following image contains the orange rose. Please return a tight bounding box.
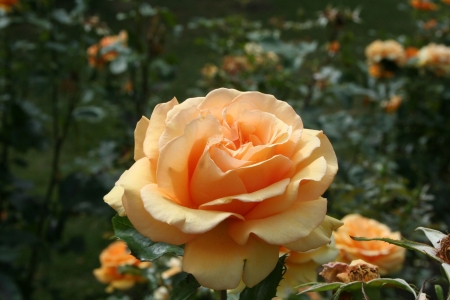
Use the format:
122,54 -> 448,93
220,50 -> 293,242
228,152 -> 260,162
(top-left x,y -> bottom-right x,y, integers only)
104,88 -> 342,289
334,214 -> 406,275
277,239 -> 339,297
417,43 -> 450,75
327,41 -> 340,54
410,0 -> 438,10
381,95 -> 403,113
368,64 -> 394,79
93,241 -> 150,293
0,0 -> 17,12
365,40 -> 406,66
405,47 -> 419,60
87,30 -> 128,68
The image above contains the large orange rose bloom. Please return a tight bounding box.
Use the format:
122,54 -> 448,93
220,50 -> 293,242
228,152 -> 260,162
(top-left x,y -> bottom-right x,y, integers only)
334,214 -> 406,275
87,30 -> 127,68
93,241 -> 150,292
104,88 -> 342,289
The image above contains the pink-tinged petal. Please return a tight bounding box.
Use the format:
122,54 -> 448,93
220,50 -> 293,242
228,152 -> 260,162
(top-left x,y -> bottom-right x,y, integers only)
190,149 -> 247,207
236,155 -> 293,193
120,160 -> 194,245
201,178 -> 290,207
134,116 -> 149,161
296,131 -> 338,202
242,236 -> 279,287
158,105 -> 201,151
243,156 -> 328,220
283,216 -> 343,252
182,222 -> 279,290
143,98 -> 178,173
141,184 -> 243,234
157,115 -> 223,207
104,185 -> 126,216
197,88 -> 243,110
228,198 -> 327,246
183,222 -> 246,290
166,97 -> 204,123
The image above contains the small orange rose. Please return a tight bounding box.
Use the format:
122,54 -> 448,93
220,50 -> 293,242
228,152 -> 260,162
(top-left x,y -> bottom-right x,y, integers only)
222,55 -> 250,75
87,30 -> 128,68
327,41 -> 340,54
0,0 -> 17,12
104,88 -> 342,289
381,95 -> 403,113
93,241 -> 150,293
368,64 -> 394,79
405,47 -> 419,60
423,19 -> 438,30
410,0 -> 438,10
365,40 -> 406,66
334,214 -> 406,275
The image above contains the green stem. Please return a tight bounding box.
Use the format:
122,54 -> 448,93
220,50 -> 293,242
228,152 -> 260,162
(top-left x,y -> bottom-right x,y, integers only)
220,290 -> 227,300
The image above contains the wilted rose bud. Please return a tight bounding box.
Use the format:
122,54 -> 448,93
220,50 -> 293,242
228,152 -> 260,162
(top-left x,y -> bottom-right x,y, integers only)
320,259 -> 380,284
437,234 -> 450,264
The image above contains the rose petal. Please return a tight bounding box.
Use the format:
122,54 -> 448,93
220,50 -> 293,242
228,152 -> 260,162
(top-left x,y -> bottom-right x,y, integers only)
157,115 -> 223,207
141,184 -> 244,234
120,159 -> 194,245
104,185 -> 126,216
183,222 -> 279,290
134,116 -> 149,161
166,97 -> 204,123
143,98 -> 178,174
244,156 -> 328,220
197,88 -> 243,110
228,198 -> 327,246
282,216 -> 343,252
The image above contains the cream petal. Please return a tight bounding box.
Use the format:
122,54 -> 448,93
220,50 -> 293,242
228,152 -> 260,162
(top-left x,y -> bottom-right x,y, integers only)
228,198 -> 328,246
200,178 -> 290,208
104,185 -> 126,216
134,116 -> 149,161
143,98 -> 178,174
190,149 -> 247,206
235,155 -> 293,193
141,184 -> 243,234
157,115 -> 223,207
282,216 -> 343,252
242,236 -> 279,288
243,156 -> 327,220
120,160 -> 194,245
182,222 -> 246,290
182,222 -> 279,290
197,88 -> 243,110
296,131 -> 338,202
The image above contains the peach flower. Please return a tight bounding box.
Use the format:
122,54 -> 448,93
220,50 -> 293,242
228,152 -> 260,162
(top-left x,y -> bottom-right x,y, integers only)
410,0 -> 438,10
405,47 -> 419,60
104,88 -> 342,289
381,95 -> 403,113
277,238 -> 339,297
365,40 -> 406,66
87,30 -> 128,68
222,56 -> 250,75
93,241 -> 151,292
417,43 -> 450,75
334,214 -> 406,275
0,0 -> 17,12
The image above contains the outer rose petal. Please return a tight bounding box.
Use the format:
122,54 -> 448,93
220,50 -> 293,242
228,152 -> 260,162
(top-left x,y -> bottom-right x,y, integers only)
183,222 -> 279,290
143,98 -> 178,172
283,216 -> 343,252
134,116 -> 149,161
104,185 -> 126,216
141,184 -> 243,234
120,158 -> 194,245
197,88 -> 243,110
228,198 -> 327,246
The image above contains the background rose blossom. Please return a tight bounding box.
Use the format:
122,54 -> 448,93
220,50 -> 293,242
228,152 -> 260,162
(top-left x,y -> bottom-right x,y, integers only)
104,88 -> 342,289
334,214 -> 406,275
87,30 -> 128,68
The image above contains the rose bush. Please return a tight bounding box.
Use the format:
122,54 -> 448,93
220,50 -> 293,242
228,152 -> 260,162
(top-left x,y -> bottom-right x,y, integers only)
334,214 -> 406,275
104,88 -> 342,289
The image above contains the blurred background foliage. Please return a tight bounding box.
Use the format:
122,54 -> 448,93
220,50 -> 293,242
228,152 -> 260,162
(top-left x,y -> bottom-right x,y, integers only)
1,0 -> 450,299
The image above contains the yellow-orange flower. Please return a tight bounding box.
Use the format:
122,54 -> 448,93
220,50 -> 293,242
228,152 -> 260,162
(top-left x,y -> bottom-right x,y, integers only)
104,88 -> 342,289
222,55 -> 250,75
410,0 -> 438,10
334,214 -> 406,275
93,241 -> 150,293
0,0 -> 17,12
365,40 -> 405,66
417,43 -> 450,75
87,30 -> 128,68
368,64 -> 394,79
277,239 -> 339,298
381,95 -> 403,113
327,41 -> 340,54
201,64 -> 219,79
423,19 -> 437,30
405,47 -> 419,60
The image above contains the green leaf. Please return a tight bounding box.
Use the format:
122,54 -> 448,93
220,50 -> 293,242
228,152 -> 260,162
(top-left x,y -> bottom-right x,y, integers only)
297,282 -> 343,294
352,236 -> 442,263
112,215 -> 184,261
168,273 -> 200,300
435,284 -> 444,300
0,273 -> 22,300
416,227 -> 447,248
366,278 -> 417,297
239,255 -> 287,300
441,263 -> 450,298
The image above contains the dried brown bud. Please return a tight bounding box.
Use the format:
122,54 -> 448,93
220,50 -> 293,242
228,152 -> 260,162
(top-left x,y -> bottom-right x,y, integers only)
437,234 -> 450,264
320,260 -> 380,284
